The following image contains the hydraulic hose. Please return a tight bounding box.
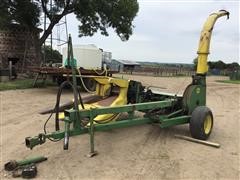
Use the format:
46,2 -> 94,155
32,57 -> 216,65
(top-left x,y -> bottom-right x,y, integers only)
54,80 -> 84,131
77,68 -> 96,94
43,35 -> 86,145
43,80 -> 85,142
93,68 -> 107,76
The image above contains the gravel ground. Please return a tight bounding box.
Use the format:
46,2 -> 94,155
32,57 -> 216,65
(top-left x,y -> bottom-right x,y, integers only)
1,75 -> 239,179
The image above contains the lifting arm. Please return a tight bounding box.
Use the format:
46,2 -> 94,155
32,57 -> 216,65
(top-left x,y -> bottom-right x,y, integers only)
196,10 -> 229,75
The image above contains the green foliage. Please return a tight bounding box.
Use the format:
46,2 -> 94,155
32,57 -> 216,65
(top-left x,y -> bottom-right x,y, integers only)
193,58 -> 239,72
75,0 -> 139,41
0,0 -> 11,26
39,0 -> 139,44
42,46 -> 62,63
0,79 -> 56,91
1,0 -> 139,46
227,62 -> 240,70
193,57 -> 198,70
0,0 -> 40,28
208,60 -> 239,70
229,70 -> 240,80
208,60 -> 226,70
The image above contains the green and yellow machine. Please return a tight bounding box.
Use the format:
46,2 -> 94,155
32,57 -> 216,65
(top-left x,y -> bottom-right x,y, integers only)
25,10 -> 229,156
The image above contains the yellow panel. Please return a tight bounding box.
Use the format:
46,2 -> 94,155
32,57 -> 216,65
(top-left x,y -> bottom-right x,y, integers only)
60,77 -> 129,124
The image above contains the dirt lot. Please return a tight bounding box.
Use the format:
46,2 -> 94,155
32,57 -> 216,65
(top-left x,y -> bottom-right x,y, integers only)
1,75 -> 239,179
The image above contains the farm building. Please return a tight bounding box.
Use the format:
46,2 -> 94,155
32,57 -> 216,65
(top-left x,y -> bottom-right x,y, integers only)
0,24 -> 42,78
111,59 -> 140,73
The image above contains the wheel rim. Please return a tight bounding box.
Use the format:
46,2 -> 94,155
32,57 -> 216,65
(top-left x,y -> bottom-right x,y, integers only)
204,115 -> 212,134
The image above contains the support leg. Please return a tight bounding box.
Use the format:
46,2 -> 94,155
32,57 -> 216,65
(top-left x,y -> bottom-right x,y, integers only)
33,73 -> 40,87
87,113 -> 97,157
63,121 -> 70,150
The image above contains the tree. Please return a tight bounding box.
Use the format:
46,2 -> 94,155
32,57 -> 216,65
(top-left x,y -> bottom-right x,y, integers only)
214,60 -> 226,70
42,45 -> 62,63
208,61 -> 239,70
226,62 -> 239,70
1,0 -> 139,46
41,0 -> 139,45
208,61 -> 214,69
193,57 -> 198,70
0,0 -> 40,29
0,0 -> 11,26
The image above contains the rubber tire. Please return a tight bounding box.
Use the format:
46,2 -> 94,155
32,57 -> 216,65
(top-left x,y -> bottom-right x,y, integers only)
83,78 -> 96,92
190,106 -> 213,140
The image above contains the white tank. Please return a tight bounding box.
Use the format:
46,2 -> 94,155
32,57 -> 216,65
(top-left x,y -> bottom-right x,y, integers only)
62,44 -> 102,69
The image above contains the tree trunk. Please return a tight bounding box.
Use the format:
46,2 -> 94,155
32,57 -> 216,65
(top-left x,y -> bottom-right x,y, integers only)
39,17 -> 62,46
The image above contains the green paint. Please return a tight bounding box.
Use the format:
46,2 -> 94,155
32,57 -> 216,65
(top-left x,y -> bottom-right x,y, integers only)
25,71 -> 209,154
17,156 -> 47,166
183,75 -> 206,114
64,58 -> 77,68
160,116 -> 191,128
94,118 -> 151,131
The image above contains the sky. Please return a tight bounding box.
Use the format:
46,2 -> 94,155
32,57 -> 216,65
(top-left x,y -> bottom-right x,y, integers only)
50,0 -> 239,64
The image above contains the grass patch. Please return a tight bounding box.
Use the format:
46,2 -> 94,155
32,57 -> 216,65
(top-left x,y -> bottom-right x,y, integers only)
0,79 -> 56,91
216,80 -> 240,84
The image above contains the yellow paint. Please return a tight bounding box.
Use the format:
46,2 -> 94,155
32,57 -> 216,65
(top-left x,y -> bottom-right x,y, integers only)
196,10 -> 229,74
204,115 -> 212,134
59,77 -> 129,123
93,77 -> 129,122
59,112 -> 65,120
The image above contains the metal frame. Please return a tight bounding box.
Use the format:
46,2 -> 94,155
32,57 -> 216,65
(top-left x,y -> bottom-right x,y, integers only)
24,10 -> 229,156
26,99 -> 191,154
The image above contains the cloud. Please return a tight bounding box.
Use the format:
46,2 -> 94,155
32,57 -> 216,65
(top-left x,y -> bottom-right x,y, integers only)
46,0 -> 239,63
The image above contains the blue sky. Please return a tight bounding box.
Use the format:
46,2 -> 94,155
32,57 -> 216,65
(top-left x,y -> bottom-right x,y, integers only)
50,0 -> 239,64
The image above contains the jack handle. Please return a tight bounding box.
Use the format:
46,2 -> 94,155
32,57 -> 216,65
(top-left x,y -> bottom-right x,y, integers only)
63,119 -> 70,150
25,118 -> 72,150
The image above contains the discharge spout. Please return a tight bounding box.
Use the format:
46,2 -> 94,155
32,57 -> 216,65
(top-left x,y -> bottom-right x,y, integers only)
196,10 -> 229,75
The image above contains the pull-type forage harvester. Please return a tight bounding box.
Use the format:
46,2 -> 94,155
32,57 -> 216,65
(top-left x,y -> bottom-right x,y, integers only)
25,10 -> 229,156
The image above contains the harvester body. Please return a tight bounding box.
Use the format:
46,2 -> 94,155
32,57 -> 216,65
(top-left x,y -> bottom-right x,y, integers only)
25,10 -> 229,155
